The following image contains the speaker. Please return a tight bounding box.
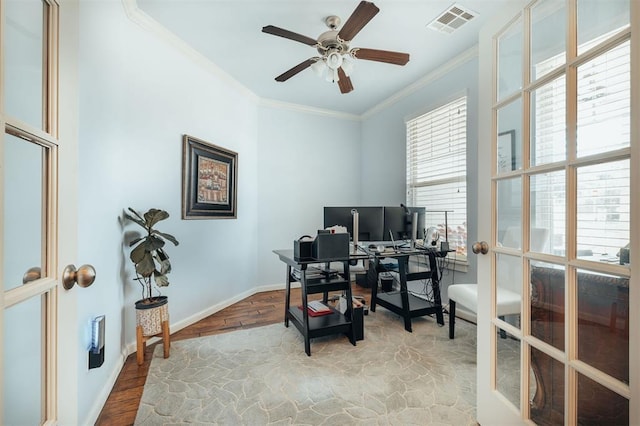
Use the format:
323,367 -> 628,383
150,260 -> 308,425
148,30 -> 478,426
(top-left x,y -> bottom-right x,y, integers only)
312,232 -> 349,261
620,247 -> 630,265
294,239 -> 313,261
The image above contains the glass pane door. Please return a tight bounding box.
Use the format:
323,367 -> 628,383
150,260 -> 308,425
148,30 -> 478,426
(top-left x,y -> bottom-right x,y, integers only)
487,0 -> 633,424
2,0 -> 59,423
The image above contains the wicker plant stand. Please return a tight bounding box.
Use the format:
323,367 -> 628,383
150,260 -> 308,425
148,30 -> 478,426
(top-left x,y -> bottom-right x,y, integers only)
135,296 -> 170,365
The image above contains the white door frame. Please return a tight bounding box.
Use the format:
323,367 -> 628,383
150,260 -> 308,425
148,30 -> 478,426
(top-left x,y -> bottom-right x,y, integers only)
477,2 -> 527,424
1,0 -> 79,423
477,1 -> 638,424
57,0 -> 80,423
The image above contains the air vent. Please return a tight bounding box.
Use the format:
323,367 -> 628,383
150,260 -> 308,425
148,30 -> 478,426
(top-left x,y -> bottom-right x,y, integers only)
427,3 -> 477,34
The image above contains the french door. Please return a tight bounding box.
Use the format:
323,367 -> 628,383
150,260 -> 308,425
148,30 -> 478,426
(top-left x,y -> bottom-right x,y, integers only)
477,0 -> 637,424
2,0 -> 79,423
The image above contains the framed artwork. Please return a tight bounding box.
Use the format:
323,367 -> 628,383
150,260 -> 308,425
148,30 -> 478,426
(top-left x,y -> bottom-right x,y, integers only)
497,130 -> 516,173
182,135 -> 238,219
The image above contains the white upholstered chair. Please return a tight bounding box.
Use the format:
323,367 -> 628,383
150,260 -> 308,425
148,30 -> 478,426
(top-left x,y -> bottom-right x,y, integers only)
447,227 -> 549,339
448,284 -> 521,338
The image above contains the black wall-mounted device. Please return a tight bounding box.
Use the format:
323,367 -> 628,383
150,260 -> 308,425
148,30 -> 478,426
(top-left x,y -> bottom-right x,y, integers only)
89,315 -> 105,369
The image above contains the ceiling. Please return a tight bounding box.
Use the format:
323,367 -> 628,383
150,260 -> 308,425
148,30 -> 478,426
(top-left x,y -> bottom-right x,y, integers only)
135,0 -> 512,116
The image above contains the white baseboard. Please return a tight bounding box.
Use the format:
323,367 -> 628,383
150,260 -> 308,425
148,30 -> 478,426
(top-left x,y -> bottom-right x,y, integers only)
84,347 -> 130,425
123,282 -> 299,357
94,282 -> 298,423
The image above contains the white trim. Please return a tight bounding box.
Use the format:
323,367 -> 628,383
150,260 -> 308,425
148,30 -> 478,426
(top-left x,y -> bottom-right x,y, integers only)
122,0 -> 259,103
123,282 -> 301,356
83,348 -> 129,426
629,0 -> 639,424
165,282 -> 299,340
362,46 -> 478,120
92,282 -> 300,424
123,0 -> 356,121
404,88 -> 469,124
258,98 -> 361,121
123,0 -> 479,121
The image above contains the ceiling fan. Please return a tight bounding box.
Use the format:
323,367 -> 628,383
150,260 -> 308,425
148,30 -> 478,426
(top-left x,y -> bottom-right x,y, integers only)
262,1 -> 410,94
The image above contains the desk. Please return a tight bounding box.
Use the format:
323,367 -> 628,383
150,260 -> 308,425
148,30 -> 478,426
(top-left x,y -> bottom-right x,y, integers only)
273,249 -> 367,356
367,248 -> 446,332
530,265 -> 629,425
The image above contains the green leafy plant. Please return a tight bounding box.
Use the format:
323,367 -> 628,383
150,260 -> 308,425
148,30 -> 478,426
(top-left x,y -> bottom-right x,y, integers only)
125,207 -> 179,302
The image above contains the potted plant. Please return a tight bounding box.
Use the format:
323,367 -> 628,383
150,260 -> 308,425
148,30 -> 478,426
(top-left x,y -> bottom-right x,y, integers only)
125,207 -> 179,364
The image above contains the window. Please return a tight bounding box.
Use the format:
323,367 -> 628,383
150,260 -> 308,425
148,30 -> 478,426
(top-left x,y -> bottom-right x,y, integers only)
532,36 -> 630,258
406,96 -> 467,257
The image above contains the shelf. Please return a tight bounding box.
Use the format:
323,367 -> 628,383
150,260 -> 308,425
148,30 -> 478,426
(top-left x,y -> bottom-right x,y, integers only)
369,250 -> 445,332
276,252 -> 356,356
289,273 -> 350,294
375,291 -> 440,317
305,278 -> 350,294
287,307 -> 353,339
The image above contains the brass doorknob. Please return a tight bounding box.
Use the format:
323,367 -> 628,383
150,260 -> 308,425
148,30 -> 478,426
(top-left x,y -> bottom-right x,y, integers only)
472,241 -> 489,255
23,266 -> 42,284
62,264 -> 96,290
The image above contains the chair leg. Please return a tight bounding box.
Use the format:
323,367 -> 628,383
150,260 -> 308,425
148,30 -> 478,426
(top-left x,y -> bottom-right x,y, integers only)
449,300 -> 456,339
498,315 -> 507,339
136,325 -> 145,365
162,320 -> 170,359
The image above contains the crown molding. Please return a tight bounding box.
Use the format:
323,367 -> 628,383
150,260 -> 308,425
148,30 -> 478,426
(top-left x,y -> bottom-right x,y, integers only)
361,46 -> 479,120
122,0 -> 259,103
258,98 -> 361,121
122,0 -> 358,119
122,0 -> 477,121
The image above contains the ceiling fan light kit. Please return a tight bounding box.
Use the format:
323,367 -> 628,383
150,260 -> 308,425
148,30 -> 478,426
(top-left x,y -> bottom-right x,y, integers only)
261,1 -> 410,94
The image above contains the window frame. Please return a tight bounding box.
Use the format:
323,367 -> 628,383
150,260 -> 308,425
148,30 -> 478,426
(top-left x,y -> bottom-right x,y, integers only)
406,94 -> 469,268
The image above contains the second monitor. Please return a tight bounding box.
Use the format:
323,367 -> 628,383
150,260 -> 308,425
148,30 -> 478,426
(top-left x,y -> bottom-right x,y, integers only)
323,206 -> 425,243
383,206 -> 425,242
323,207 -> 385,242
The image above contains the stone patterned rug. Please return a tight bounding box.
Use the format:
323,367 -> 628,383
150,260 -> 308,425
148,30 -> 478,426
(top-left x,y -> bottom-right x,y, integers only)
135,308 -> 478,425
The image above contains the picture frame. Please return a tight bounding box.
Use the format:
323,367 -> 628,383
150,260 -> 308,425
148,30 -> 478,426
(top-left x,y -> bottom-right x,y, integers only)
497,130 -> 516,173
182,135 -> 238,219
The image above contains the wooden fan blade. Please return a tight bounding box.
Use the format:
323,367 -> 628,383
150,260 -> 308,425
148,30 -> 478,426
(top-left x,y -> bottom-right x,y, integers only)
337,67 -> 354,94
337,1 -> 380,42
275,59 -> 316,82
352,48 -> 410,65
262,25 -> 317,46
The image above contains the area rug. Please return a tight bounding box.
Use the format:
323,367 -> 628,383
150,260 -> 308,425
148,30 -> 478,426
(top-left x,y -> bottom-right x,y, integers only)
134,308 -> 478,425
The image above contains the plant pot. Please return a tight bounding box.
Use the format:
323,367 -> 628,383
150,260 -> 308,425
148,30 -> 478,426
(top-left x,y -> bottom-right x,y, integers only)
135,296 -> 169,337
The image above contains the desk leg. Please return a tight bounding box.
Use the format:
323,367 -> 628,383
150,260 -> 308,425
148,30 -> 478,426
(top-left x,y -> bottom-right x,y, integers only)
322,262 -> 330,304
368,259 -> 379,312
284,265 -> 292,327
344,261 -> 356,346
429,254 -> 445,326
301,269 -> 311,356
398,257 -> 412,333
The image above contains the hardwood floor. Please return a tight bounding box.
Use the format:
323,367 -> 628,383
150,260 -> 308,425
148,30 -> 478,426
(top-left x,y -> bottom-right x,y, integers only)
95,285 -> 371,425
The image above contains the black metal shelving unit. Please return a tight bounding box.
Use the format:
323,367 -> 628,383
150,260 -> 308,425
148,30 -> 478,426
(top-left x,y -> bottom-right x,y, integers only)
368,249 -> 446,332
274,250 -> 358,356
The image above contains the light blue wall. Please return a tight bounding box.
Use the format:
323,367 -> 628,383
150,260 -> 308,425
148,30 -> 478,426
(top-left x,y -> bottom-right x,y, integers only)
257,106 -> 362,284
73,2 -> 481,424
76,1 -> 260,423
360,54 -> 480,291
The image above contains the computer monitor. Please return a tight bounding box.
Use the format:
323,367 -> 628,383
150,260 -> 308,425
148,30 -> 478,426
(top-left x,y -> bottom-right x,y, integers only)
323,207 -> 384,242
383,206 -> 425,241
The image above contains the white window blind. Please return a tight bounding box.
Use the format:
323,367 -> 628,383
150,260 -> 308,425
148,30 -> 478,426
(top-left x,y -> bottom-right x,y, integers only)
406,96 -> 467,256
533,37 -> 630,257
